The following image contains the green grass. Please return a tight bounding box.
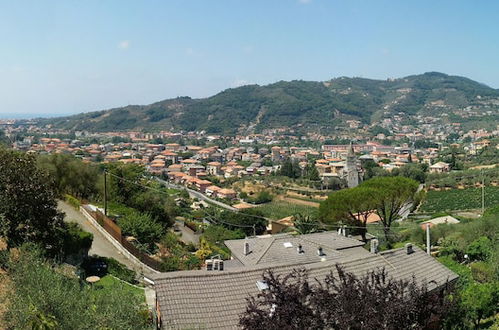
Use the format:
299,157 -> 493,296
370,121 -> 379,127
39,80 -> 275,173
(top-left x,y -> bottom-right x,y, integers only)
165,188 -> 181,195
420,186 -> 499,213
257,200 -> 318,220
93,275 -> 145,301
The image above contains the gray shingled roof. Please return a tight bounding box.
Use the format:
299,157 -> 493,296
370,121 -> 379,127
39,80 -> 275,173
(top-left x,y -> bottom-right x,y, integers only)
224,232 -> 368,267
153,246 -> 458,329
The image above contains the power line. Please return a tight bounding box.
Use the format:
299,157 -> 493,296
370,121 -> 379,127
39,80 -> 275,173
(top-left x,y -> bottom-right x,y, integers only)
106,171 -> 179,196
107,172 -> 429,231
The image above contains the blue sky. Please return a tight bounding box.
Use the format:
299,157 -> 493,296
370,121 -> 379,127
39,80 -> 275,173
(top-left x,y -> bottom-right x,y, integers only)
1,0 -> 498,117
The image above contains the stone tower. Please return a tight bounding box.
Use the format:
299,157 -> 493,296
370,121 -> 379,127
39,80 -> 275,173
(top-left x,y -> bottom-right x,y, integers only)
345,143 -> 359,188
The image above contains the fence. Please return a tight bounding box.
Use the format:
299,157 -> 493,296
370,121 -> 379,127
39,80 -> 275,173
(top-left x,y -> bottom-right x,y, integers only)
81,205 -> 162,272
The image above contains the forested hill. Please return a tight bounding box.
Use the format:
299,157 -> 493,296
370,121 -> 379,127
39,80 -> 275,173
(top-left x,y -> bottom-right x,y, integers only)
39,72 -> 499,134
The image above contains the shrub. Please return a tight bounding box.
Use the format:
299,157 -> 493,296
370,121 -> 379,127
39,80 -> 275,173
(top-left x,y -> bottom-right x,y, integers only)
470,262 -> 495,283
61,223 -> 93,256
106,257 -> 137,283
0,249 -> 9,269
160,256 -> 180,272
460,282 -> 499,328
439,232 -> 467,261
466,237 -> 493,262
117,211 -> 163,248
185,221 -> 198,232
64,194 -> 81,209
245,191 -> 274,204
181,254 -> 201,270
5,249 -> 148,329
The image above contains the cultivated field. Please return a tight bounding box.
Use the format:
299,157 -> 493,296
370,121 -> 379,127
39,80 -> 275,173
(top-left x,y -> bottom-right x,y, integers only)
257,200 -> 318,220
420,186 -> 499,213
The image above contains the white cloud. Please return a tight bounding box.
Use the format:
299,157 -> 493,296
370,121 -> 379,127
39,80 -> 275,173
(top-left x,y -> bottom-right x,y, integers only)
118,40 -> 130,50
298,0 -> 312,4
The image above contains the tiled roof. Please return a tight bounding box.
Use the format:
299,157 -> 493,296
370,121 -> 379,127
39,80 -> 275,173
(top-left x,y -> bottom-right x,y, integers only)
154,246 -> 458,329
224,232 -> 367,267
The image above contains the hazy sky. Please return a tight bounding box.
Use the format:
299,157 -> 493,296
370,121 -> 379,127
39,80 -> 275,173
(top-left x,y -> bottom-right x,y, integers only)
1,0 -> 498,117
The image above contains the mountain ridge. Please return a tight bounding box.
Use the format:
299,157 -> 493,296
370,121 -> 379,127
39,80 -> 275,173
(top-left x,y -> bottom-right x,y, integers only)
39,72 -> 499,134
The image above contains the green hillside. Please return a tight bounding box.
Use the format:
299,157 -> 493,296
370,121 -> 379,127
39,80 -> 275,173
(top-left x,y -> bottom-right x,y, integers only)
39,72 -> 499,134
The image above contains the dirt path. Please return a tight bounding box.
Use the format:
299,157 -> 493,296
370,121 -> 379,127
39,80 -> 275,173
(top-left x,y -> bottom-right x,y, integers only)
277,196 -> 320,208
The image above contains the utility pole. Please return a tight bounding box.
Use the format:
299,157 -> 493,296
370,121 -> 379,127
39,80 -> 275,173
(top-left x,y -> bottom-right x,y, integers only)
426,223 -> 431,255
104,170 -> 108,217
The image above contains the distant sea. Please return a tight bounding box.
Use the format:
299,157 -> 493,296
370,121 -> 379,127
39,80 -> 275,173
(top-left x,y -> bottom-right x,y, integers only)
0,113 -> 70,120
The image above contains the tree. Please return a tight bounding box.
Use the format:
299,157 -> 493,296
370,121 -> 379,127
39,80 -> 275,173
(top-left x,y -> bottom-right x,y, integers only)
131,190 -> 173,227
319,186 -> 378,241
304,162 -> 320,181
279,158 -> 300,179
37,154 -> 101,199
460,282 -> 498,328
0,129 -> 9,146
360,177 -> 419,244
240,266 -> 453,329
105,163 -> 146,204
395,163 -> 426,183
466,237 -> 493,262
203,225 -> 245,245
219,208 -> 268,236
246,191 -> 273,204
117,211 -> 163,251
0,148 -> 65,254
293,214 -> 320,234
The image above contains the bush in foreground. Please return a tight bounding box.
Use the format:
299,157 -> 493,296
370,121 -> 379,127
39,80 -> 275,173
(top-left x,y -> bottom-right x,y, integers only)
4,246 -> 151,329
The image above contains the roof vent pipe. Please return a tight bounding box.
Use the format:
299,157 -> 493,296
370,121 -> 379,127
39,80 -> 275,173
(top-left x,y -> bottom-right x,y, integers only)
317,246 -> 325,256
244,242 -> 250,256
297,244 -> 304,254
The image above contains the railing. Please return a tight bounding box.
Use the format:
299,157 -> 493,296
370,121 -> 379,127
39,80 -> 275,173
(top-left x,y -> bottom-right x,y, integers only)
82,205 -> 162,272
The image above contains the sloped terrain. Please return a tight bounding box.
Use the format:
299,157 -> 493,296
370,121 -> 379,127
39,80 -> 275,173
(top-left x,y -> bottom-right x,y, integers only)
39,72 -> 499,134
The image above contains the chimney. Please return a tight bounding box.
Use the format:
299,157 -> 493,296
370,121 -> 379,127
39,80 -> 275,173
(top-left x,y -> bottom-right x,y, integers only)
244,242 -> 250,256
405,243 -> 414,255
297,244 -> 304,254
370,239 -> 379,254
317,246 -> 325,256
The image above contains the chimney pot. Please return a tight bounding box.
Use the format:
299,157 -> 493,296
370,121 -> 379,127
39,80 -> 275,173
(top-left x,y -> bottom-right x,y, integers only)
297,244 -> 304,254
244,242 -> 250,256
405,243 -> 414,255
317,246 -> 324,256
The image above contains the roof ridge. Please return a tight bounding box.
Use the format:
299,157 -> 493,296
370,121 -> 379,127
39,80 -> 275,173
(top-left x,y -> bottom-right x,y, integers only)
254,236 -> 276,264
154,249 -> 399,281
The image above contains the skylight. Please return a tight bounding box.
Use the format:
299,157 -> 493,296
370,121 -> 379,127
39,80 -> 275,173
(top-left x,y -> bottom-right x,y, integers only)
256,280 -> 269,291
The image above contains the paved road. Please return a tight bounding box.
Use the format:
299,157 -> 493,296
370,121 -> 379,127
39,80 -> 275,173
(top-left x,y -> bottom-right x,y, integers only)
155,178 -> 238,211
58,201 -> 156,278
174,220 -> 200,246
398,184 -> 425,221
